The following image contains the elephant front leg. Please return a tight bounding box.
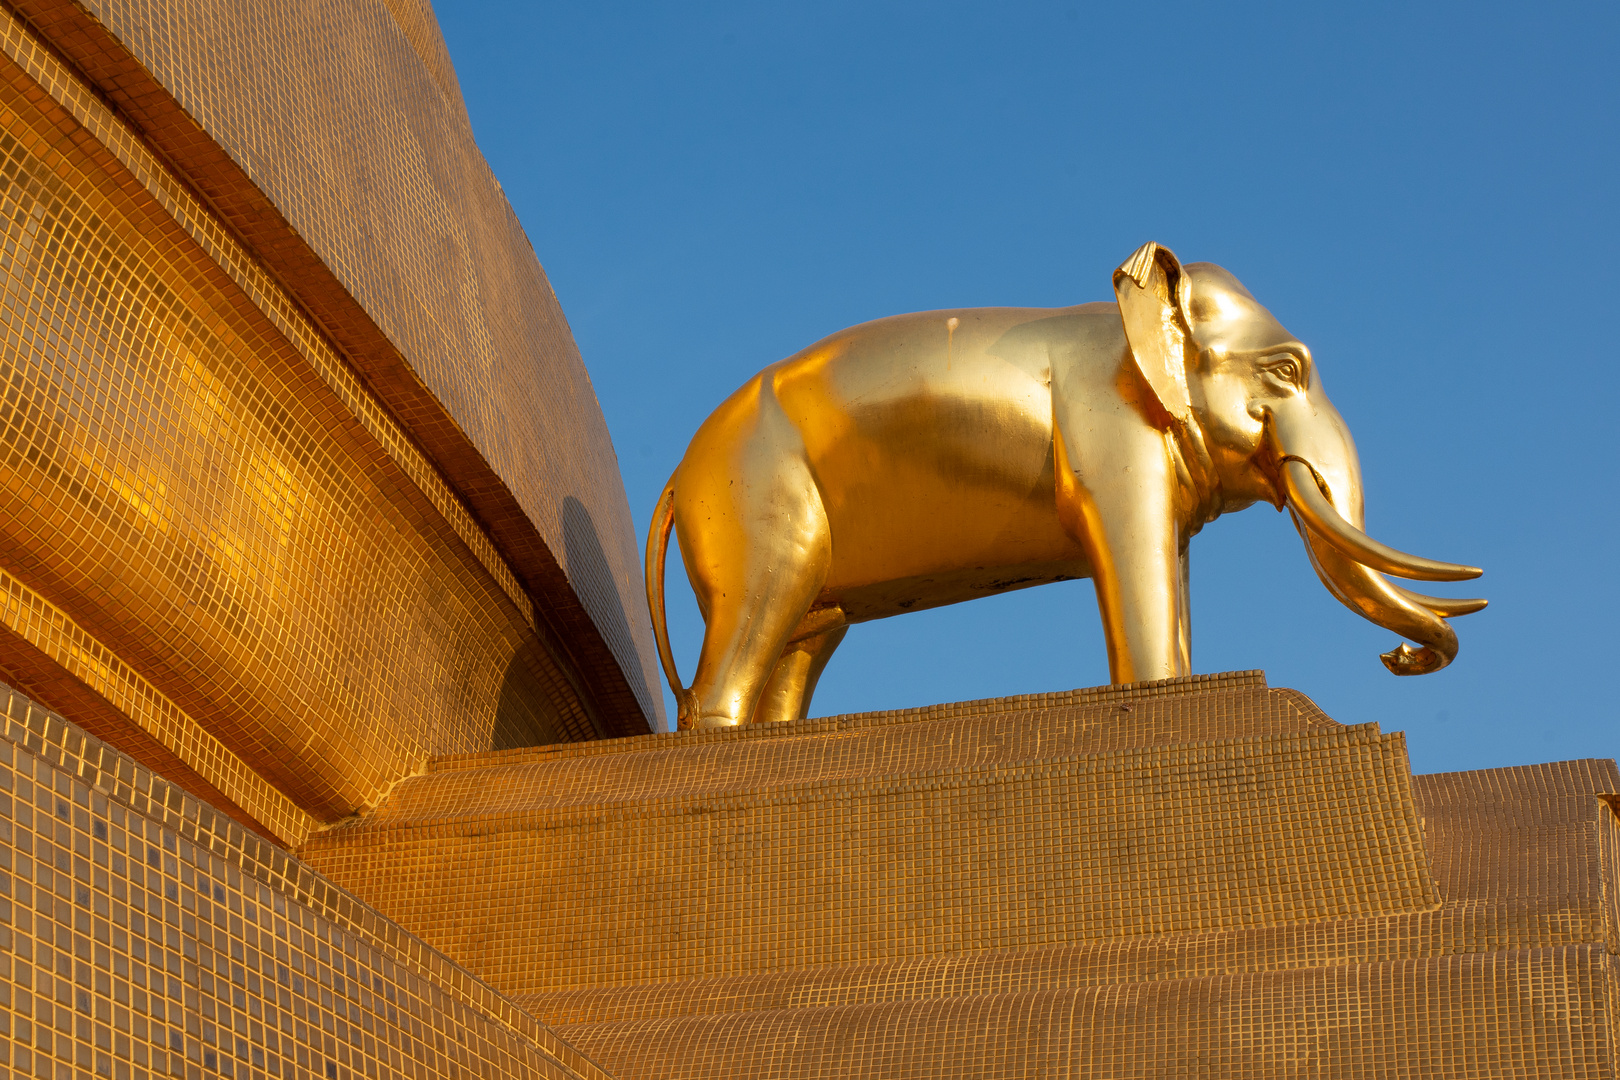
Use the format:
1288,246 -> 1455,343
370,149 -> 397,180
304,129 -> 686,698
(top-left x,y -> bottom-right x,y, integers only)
1177,544 -> 1192,674
1054,425 -> 1188,685
1083,485 -> 1187,684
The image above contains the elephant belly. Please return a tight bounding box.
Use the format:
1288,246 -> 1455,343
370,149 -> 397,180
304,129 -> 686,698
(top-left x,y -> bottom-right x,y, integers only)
810,417 -> 1088,615
816,455 -> 1087,609
827,556 -> 1092,623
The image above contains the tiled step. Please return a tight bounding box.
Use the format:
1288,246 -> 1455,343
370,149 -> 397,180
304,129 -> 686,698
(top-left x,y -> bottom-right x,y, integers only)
366,673 -> 1333,822
513,898 -> 1605,1027
512,759 -> 1620,1026
294,672 -> 1620,1077
549,946 -> 1617,1080
300,675 -> 1438,996
1416,760 -> 1620,906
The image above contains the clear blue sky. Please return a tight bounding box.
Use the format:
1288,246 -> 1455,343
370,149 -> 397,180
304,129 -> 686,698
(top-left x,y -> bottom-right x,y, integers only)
437,1 -> 1618,771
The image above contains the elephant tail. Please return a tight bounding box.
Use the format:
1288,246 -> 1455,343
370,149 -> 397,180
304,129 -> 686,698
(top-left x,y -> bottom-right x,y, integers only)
645,473 -> 693,726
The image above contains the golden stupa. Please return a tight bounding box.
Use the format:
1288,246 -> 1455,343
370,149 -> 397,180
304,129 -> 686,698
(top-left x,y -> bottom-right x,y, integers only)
0,1 -> 1611,1078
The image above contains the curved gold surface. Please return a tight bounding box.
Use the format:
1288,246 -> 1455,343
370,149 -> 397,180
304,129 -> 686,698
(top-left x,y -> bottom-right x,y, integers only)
9,0 -> 663,733
649,243 -> 1484,728
376,0 -> 469,114
0,11 -> 602,839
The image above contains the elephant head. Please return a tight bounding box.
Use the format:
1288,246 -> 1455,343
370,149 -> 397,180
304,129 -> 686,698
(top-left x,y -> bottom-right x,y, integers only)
1114,243 -> 1484,675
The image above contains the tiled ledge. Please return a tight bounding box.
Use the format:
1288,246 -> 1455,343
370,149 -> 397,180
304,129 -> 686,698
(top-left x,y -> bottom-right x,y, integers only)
0,680 -> 614,1080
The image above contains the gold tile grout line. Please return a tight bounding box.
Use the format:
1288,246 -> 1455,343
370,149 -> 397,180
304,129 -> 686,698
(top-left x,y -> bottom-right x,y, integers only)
0,564 -> 315,843
0,679 -> 612,1080
0,4 -> 535,630
428,669 -> 1276,770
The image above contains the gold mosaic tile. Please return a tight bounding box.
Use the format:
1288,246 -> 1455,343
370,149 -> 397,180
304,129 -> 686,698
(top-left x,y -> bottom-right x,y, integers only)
511,759 -> 1620,1025
303,674 -> 1619,1075
429,670 -> 1295,773
304,702 -> 1439,995
0,566 -> 315,846
531,756 -> 1620,1077
515,898 -> 1609,1026
406,677 -> 1335,819
1602,793 -> 1620,956
8,0 -> 662,731
0,679 -> 612,1080
552,947 -> 1616,1080
0,3 -> 605,840
7,664 -> 1611,1076
1415,760 -> 1620,904
0,3 -> 532,629
1,0 -> 1601,1070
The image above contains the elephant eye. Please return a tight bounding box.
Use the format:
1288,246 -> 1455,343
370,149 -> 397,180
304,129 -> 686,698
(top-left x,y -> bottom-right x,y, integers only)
1264,356 -> 1303,388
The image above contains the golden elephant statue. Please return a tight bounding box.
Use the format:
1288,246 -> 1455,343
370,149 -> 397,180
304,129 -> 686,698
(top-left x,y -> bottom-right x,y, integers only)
647,243 -> 1484,730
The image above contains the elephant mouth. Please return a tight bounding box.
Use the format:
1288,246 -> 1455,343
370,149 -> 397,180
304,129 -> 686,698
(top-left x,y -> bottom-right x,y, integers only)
1276,455 -> 1485,675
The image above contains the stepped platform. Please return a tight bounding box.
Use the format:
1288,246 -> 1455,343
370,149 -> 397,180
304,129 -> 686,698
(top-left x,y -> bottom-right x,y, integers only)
299,672 -> 1620,1078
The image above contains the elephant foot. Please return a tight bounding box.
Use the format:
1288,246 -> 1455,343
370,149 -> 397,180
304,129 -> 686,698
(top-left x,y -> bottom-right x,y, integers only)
693,714 -> 747,731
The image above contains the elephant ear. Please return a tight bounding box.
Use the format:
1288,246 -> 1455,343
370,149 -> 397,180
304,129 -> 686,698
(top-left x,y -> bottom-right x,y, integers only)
1113,242 -> 1194,424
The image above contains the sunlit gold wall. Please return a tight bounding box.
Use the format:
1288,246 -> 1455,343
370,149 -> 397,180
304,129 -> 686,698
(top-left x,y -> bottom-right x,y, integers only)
10,0 -> 665,732
0,8 -> 599,844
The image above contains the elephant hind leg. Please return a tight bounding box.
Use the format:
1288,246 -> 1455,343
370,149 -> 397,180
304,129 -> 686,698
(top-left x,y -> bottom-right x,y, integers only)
752,621 -> 849,725
678,452 -> 833,730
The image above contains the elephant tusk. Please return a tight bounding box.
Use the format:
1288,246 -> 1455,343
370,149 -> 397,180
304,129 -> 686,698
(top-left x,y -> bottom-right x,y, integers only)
1392,586 -> 1488,619
1279,458 -> 1482,583
1292,515 -> 1459,675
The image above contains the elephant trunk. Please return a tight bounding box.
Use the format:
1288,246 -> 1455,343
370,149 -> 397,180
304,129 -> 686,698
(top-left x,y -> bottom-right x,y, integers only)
1264,410 -> 1485,675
